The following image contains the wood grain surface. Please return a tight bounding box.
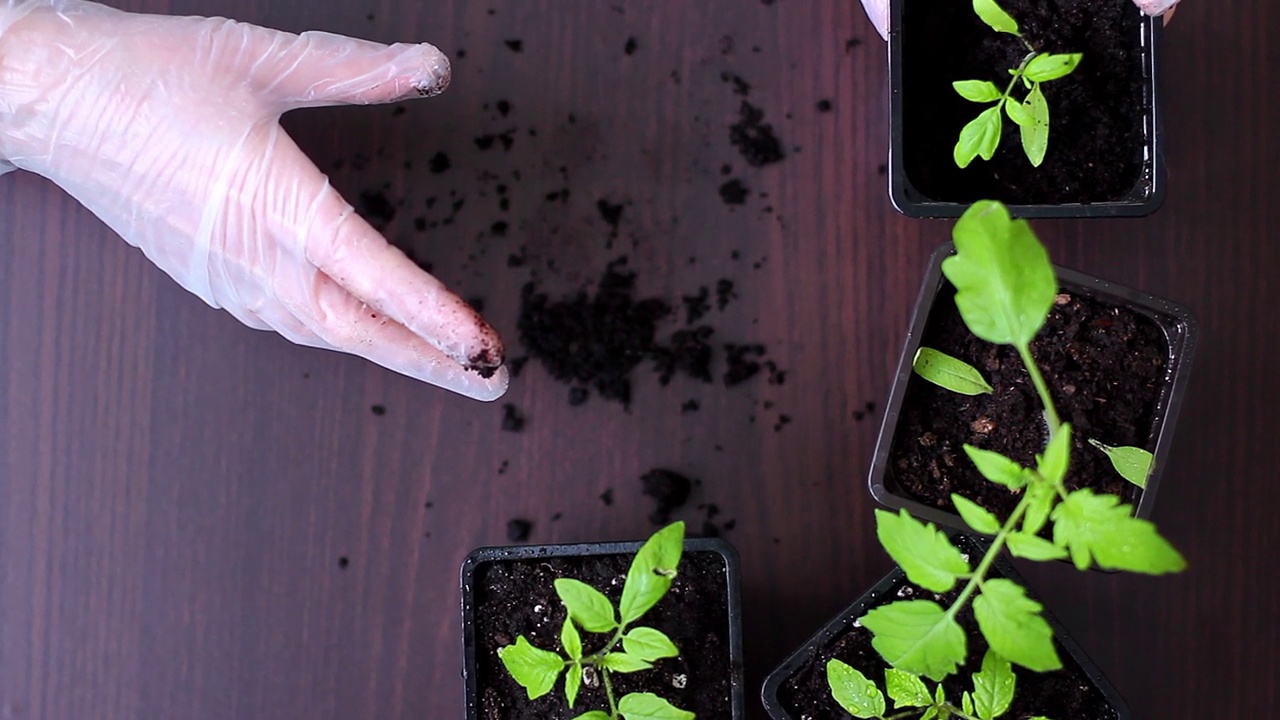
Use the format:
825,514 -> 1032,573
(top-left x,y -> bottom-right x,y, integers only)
1,1 -> 1276,718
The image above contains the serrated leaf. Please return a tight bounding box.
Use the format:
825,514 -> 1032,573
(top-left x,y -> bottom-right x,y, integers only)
955,106 -> 1003,169
497,636 -> 566,700
600,652 -> 654,673
973,579 -> 1061,672
972,650 -> 1016,720
973,0 -> 1020,34
1004,95 -> 1033,127
963,691 -> 975,716
562,617 -> 583,660
886,668 -> 931,708
954,80 -> 1003,103
619,522 -> 685,625
952,494 -> 1001,535
623,627 -> 679,662
1037,423 -> 1072,486
943,200 -> 1057,348
1006,532 -> 1068,561
861,600 -> 967,681
1088,439 -> 1154,489
826,660 -> 887,718
571,712 -> 612,720
922,707 -> 939,720
1022,480 -> 1057,536
1051,489 -> 1186,573
617,692 -> 695,720
1025,53 -> 1082,82
556,578 -> 618,633
1020,83 -> 1050,167
876,509 -> 971,592
565,662 -> 583,708
963,445 -> 1028,490
913,347 -> 994,395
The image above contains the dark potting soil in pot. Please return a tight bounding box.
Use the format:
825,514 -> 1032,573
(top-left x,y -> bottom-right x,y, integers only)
776,573 -> 1118,719
889,284 -> 1167,521
474,552 -> 732,719
902,0 -> 1146,204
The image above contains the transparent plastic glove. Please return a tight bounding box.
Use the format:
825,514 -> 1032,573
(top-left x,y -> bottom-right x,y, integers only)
859,0 -> 1179,41
0,0 -> 507,400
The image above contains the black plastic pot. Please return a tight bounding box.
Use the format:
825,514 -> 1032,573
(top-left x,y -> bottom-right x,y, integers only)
761,535 -> 1132,719
461,536 -> 745,719
870,243 -> 1196,537
888,0 -> 1165,218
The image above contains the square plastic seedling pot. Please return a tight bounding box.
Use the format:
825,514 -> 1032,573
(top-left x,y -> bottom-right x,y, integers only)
869,243 -> 1197,541
460,536 -> 746,719
761,534 -> 1133,719
887,0 -> 1166,218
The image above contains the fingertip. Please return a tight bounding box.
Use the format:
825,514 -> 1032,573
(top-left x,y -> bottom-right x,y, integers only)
405,42 -> 451,99
437,363 -> 510,402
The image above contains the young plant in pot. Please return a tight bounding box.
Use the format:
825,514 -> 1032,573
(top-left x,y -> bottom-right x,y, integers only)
461,522 -> 745,719
762,201 -> 1187,719
888,0 -> 1164,218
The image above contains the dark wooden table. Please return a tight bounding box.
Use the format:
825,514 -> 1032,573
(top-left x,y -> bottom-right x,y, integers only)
1,1 -> 1275,717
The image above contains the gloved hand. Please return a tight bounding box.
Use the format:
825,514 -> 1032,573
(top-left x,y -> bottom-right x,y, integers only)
859,0 -> 1179,41
0,0 -> 508,401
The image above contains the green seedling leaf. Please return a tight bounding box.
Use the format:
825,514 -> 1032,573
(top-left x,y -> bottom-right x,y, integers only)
913,347 -> 994,395
1024,53 -> 1082,82
562,617 -> 583,660
497,636 -> 566,700
934,683 -> 947,707
623,627 -> 679,662
963,445 -> 1028,490
1051,489 -> 1186,573
943,200 -> 1057,348
973,0 -> 1020,34
600,652 -> 654,673
953,79 -> 1003,103
1020,83 -> 1050,167
1006,531 -> 1068,561
861,600 -> 967,681
617,692 -> 695,720
565,662 -> 583,708
972,650 -> 1016,720
886,668 -> 932,708
963,691 -> 975,716
571,712 -> 612,720
1037,423 -> 1072,487
1027,717 -> 1055,720
1088,439 -> 1154,489
555,578 -> 618,633
876,509 -> 971,592
955,106 -> 1003,168
826,659 -> 887,718
952,494 -> 1001,534
1004,94 -> 1033,127
619,521 -> 685,625
1022,480 -> 1057,536
921,708 -> 939,720
973,579 -> 1061,672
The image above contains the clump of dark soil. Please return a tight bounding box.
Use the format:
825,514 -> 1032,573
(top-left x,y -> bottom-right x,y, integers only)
641,469 -> 694,525
357,189 -> 396,230
729,101 -> 785,167
473,551 -> 733,719
888,283 -> 1167,520
901,0 -> 1147,204
505,519 -> 532,542
719,179 -> 749,205
501,404 -> 527,433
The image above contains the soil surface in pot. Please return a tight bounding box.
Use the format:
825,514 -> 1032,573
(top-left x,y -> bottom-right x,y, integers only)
901,0 -> 1146,205
473,551 -> 732,719
889,283 -> 1168,521
776,571 -> 1118,719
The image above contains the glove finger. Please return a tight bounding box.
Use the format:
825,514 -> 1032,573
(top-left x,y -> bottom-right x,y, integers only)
862,0 -> 889,40
242,26 -> 451,111
1133,0 -> 1179,16
292,270 -> 509,401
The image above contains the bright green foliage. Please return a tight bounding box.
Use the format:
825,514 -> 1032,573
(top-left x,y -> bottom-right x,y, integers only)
944,201 -> 1056,349
963,445 -> 1027,490
1051,490 -> 1187,573
1037,424 -> 1072,487
1005,532 -> 1068,561
973,580 -> 1060,672
953,0 -> 1081,167
1088,439 -> 1154,489
497,523 -> 693,719
952,494 -> 1001,535
827,660 -> 886,718
913,347 -> 995,395
861,600 -> 966,681
886,668 -> 932,708
876,509 -> 971,593
972,650 -> 1016,719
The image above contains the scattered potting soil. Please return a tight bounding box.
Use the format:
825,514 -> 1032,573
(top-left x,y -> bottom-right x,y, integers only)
599,488 -> 615,507
889,284 -> 1166,520
641,469 -> 694,525
719,179 -> 749,205
505,519 -> 532,542
501,404 -> 526,433
729,101 -> 785,167
357,190 -> 396,230
428,151 -> 450,174
816,99 -> 833,112
370,404 -> 386,417
624,36 -> 638,55
337,556 -> 350,569
901,0 -> 1147,204
504,39 -> 523,53
472,551 -> 733,719
776,563 -> 1118,719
